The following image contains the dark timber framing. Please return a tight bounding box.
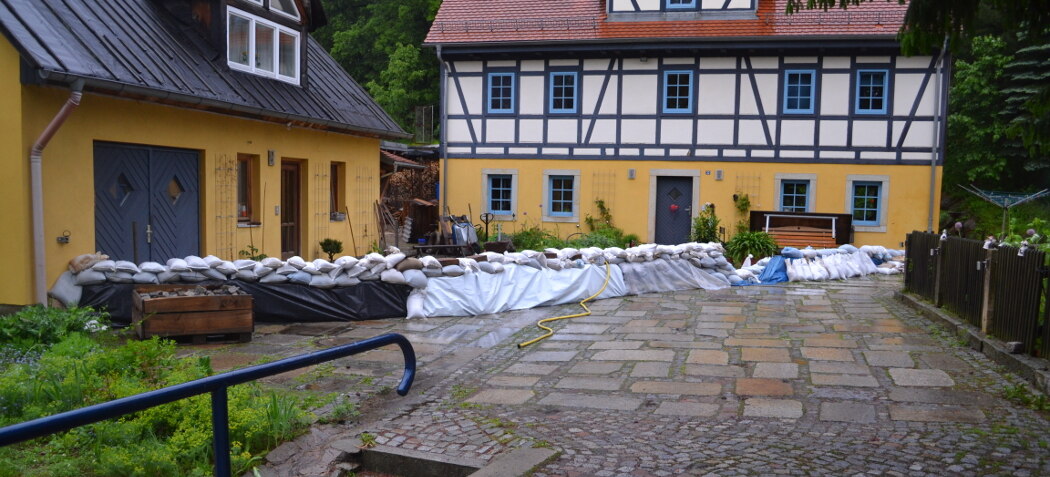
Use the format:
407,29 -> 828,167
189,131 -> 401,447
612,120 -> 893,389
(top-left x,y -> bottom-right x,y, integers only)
442,45 -> 946,166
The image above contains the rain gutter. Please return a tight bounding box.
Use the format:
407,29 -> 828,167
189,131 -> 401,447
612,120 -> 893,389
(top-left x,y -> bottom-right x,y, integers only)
31,79 -> 84,304
928,37 -> 949,232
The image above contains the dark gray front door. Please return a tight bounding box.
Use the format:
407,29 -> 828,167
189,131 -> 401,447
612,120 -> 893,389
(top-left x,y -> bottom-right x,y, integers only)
94,142 -> 200,262
655,176 -> 692,245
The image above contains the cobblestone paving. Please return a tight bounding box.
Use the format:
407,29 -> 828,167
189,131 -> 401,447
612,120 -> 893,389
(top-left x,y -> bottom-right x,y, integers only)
210,276 -> 1050,476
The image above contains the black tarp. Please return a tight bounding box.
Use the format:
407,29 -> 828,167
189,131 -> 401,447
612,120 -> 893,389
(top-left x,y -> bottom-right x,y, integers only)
80,281 -> 412,324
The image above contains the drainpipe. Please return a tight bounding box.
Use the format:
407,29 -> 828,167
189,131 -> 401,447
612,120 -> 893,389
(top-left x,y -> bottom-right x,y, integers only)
31,80 -> 84,305
927,37 -> 949,233
437,45 -> 449,216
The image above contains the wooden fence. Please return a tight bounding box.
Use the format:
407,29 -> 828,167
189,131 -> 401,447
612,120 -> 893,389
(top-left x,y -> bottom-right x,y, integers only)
905,232 -> 1049,359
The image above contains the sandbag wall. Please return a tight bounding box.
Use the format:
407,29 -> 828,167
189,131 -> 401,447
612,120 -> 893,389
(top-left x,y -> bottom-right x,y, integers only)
52,242 -> 905,322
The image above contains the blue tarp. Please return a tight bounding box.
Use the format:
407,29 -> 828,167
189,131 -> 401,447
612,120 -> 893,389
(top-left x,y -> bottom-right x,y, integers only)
756,256 -> 789,285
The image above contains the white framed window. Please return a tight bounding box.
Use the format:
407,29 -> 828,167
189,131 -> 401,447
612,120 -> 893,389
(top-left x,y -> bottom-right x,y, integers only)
269,0 -> 301,21
542,169 -> 580,223
227,7 -> 300,85
482,169 -> 518,217
845,174 -> 889,232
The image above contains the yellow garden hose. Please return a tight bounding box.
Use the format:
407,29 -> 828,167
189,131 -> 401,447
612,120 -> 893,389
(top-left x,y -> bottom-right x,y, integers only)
517,262 -> 612,348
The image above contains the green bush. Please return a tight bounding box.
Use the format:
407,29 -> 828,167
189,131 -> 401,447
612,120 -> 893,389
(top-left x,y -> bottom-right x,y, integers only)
0,306 -> 108,353
571,200 -> 639,248
0,313 -> 311,477
724,231 -> 779,265
691,206 -> 721,243
511,224 -> 565,251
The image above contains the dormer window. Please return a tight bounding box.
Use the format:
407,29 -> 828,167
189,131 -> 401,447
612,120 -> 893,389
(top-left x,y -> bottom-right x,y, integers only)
227,7 -> 300,85
243,0 -> 300,21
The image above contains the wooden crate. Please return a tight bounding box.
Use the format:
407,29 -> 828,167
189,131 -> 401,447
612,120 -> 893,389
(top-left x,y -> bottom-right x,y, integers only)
132,285 -> 253,343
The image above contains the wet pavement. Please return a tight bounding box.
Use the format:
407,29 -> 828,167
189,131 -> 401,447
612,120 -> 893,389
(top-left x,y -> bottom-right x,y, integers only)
182,275 -> 1050,476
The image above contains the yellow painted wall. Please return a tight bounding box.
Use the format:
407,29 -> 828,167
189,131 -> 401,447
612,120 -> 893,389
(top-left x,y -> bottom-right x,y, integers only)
10,85 -> 381,305
442,157 -> 941,249
0,38 -> 31,306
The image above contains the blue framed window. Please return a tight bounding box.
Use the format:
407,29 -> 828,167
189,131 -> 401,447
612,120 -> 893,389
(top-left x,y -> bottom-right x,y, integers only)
783,70 -> 815,114
780,180 -> 809,212
855,70 -> 888,114
662,70 -> 693,114
487,72 -> 515,113
488,175 -> 513,214
549,72 -> 578,114
549,175 -> 575,216
851,182 -> 881,225
666,0 -> 696,9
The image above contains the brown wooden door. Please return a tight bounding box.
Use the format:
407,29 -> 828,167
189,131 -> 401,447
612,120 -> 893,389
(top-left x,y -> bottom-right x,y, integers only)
280,161 -> 301,259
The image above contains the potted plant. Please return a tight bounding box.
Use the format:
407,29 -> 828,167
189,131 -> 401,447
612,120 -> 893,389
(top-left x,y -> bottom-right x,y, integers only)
724,231 -> 779,266
319,238 -> 343,261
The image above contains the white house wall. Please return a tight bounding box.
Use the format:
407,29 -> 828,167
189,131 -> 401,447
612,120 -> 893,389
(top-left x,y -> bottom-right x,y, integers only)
443,54 -> 943,164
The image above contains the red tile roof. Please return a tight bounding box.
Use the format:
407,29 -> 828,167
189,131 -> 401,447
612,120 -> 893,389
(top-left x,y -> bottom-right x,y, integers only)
425,0 -> 907,45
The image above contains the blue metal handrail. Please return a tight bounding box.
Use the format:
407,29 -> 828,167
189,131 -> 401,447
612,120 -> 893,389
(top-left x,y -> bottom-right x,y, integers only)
0,332 -> 416,476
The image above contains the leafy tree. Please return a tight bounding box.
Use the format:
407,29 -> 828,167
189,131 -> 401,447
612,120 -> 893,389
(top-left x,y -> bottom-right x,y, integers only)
314,0 -> 442,137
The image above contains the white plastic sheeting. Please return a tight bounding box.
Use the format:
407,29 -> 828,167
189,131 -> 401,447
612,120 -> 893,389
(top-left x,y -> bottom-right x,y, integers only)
413,262 -> 628,318
618,259 -> 729,295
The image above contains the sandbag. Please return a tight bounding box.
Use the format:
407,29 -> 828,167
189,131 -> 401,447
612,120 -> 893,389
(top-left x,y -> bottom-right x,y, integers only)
312,259 -> 338,273
334,274 -> 361,287
309,274 -> 336,289
185,255 -> 210,271
261,257 -> 283,269
254,263 -> 274,278
75,269 -> 107,286
49,271 -> 82,306
358,270 -> 380,281
132,272 -> 159,284
327,267 -> 344,280
114,260 -> 140,274
345,264 -> 367,278
139,261 -> 166,273
203,255 -> 223,268
167,258 -> 190,272
276,264 -> 298,276
179,271 -> 208,282
288,271 -> 313,285
384,253 -> 406,269
406,290 -> 426,319
200,268 -> 227,281
423,268 -> 444,277
158,270 -> 180,283
233,259 -> 257,270
106,271 -> 134,283
301,264 -> 322,276
336,256 -> 359,268
478,261 -> 496,274
380,269 -> 408,285
235,269 -> 259,282
396,257 -> 424,272
260,272 -> 289,284
216,261 -> 238,275
286,256 -> 307,269
92,260 -> 117,273
69,253 -> 108,273
402,269 -> 428,288
442,265 -> 465,277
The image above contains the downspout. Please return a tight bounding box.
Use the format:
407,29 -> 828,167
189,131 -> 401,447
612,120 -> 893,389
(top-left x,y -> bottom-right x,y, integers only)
437,45 -> 449,215
927,38 -> 949,232
31,80 -> 84,304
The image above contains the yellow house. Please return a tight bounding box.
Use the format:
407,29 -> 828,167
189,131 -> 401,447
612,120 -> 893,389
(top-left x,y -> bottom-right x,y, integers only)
0,0 -> 408,306
425,0 -> 945,249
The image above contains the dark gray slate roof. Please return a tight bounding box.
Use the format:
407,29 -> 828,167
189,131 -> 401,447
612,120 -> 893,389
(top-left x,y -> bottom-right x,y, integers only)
0,0 -> 407,139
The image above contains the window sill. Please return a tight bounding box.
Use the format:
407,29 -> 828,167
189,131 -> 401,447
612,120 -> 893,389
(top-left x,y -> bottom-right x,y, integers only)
237,222 -> 261,228
854,225 -> 886,233
543,215 -> 578,223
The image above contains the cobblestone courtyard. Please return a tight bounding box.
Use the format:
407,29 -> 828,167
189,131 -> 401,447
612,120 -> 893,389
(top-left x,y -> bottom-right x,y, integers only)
206,275 -> 1050,476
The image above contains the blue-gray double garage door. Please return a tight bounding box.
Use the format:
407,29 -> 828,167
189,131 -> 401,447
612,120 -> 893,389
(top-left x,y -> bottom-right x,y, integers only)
93,142 -> 200,262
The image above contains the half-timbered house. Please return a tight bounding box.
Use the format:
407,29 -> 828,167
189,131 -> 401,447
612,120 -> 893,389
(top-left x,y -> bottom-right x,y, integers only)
425,0 -> 945,248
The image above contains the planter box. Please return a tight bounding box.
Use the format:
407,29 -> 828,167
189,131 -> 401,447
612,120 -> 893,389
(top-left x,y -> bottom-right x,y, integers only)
131,285 -> 253,343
